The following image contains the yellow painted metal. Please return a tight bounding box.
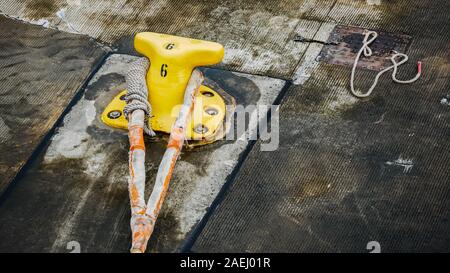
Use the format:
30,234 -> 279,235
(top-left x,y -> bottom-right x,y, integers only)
101,32 -> 227,141
101,90 -> 128,130
101,85 -> 226,140
134,32 -> 224,133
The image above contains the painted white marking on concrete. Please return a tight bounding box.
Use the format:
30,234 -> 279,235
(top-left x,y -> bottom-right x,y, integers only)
386,156 -> 414,173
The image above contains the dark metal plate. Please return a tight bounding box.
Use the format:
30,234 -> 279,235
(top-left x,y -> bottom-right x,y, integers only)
318,25 -> 412,71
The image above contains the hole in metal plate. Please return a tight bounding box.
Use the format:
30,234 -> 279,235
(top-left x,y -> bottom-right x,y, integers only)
205,107 -> 218,116
108,110 -> 122,119
201,91 -> 214,97
194,124 -> 209,134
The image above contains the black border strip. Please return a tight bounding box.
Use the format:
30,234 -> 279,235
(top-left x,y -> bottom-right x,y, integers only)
180,80 -> 293,253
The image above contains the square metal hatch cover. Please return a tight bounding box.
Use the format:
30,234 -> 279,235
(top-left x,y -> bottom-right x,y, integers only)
318,25 -> 412,71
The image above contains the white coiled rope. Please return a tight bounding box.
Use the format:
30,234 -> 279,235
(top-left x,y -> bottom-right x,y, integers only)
350,30 -> 422,98
123,57 -> 156,136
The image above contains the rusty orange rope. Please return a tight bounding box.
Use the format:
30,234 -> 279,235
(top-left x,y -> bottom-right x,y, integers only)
127,66 -> 203,253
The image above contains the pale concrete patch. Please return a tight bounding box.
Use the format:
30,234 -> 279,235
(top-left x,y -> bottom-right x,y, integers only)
293,22 -> 336,85
45,100 -> 96,162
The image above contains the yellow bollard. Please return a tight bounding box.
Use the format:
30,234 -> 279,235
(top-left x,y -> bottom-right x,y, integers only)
101,32 -> 228,141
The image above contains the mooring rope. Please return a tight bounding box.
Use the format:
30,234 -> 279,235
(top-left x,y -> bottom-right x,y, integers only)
123,57 -> 156,136
350,30 -> 422,98
123,55 -> 204,253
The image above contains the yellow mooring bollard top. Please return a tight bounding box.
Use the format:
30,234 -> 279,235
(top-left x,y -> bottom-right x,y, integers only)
134,32 -> 224,133
101,32 -> 229,142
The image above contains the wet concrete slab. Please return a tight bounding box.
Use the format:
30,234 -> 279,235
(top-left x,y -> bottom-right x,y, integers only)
0,54 -> 286,253
0,0 -> 390,79
192,0 -> 450,253
0,15 -> 107,196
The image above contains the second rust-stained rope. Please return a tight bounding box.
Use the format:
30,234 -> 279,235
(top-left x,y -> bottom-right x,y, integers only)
125,58 -> 203,253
